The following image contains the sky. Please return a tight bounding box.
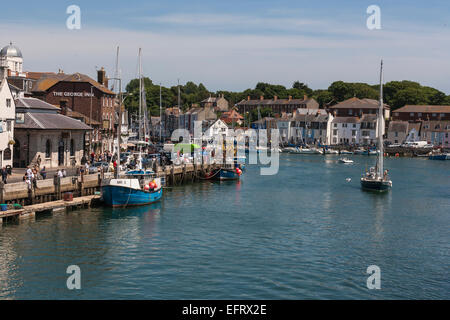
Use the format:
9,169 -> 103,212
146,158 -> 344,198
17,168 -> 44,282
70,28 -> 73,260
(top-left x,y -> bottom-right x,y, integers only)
1,0 -> 450,93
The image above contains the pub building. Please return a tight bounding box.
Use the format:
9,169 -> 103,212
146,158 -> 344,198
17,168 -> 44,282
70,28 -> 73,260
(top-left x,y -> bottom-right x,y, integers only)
29,67 -> 117,154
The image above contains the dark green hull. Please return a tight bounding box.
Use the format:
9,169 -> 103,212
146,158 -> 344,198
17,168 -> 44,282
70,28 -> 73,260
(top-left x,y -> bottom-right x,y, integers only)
360,178 -> 392,192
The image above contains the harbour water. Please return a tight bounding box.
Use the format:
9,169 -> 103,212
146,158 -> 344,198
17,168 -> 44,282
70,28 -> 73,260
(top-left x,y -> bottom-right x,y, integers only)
0,154 -> 449,299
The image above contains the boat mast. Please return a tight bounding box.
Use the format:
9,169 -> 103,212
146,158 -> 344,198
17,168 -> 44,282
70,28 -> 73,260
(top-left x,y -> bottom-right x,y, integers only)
138,48 -> 142,142
115,46 -> 122,177
160,82 -> 162,143
377,60 -> 384,178
138,48 -> 143,169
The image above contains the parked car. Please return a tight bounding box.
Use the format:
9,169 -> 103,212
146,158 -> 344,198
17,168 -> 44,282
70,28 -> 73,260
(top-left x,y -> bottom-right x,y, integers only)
89,162 -> 109,174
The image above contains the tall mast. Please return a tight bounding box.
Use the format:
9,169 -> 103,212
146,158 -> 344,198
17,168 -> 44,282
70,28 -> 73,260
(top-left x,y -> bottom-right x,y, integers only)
377,60 -> 384,178
138,48 -> 142,141
116,46 -> 121,177
177,78 -> 181,129
160,82 -> 162,143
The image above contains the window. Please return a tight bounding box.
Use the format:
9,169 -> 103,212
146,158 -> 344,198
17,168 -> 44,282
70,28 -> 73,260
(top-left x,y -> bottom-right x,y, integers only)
343,123 -> 347,128
432,113 -> 437,117
348,109 -> 353,115
333,129 -> 337,135
418,112 -> 422,117
70,139 -> 75,156
6,98 -> 11,108
3,148 -> 11,160
441,113 -> 445,117
395,132 -> 398,137
333,123 -> 337,128
45,140 -> 51,158
16,113 -> 25,123
333,138 -> 337,143
353,124 -> 356,128
352,130 -> 356,136
6,120 -> 11,132
410,113 -> 414,117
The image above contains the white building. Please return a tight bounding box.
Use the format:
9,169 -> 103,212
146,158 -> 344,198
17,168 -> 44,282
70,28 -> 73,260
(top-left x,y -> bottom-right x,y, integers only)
0,78 -> 15,168
330,117 -> 361,145
0,42 -> 25,80
203,119 -> 229,139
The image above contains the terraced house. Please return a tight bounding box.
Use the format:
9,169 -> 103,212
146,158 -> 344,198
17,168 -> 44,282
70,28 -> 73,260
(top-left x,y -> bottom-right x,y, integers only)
236,95 -> 319,115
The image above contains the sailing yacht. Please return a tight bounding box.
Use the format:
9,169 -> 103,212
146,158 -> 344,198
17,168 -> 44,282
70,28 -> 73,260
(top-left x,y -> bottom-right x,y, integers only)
102,48 -> 163,207
360,60 -> 392,192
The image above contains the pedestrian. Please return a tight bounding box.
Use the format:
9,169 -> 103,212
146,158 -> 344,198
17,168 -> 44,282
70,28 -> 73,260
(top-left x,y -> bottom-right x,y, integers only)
26,166 -> 32,180
1,167 -> 7,184
62,168 -> 67,177
85,161 -> 90,174
40,166 -> 47,180
36,155 -> 41,168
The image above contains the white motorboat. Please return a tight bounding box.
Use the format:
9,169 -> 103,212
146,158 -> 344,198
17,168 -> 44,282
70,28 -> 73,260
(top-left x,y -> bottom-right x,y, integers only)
339,158 -> 354,164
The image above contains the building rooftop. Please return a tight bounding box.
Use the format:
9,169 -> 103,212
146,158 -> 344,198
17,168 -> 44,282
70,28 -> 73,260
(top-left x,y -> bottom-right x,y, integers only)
329,97 -> 389,110
0,42 -> 22,58
237,96 -> 316,106
15,112 -> 92,131
15,97 -> 60,111
394,105 -> 450,114
388,121 -> 409,133
332,117 -> 361,124
30,72 -> 114,95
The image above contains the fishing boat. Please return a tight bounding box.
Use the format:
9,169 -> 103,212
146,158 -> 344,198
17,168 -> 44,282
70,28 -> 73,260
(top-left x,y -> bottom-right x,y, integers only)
217,167 -> 241,180
102,172 -> 163,207
361,60 -> 392,192
102,48 -> 163,207
428,153 -> 450,160
339,158 -> 354,164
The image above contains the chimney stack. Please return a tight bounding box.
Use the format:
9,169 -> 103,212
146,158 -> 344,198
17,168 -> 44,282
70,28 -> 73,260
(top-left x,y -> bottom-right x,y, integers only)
288,95 -> 292,101
260,95 -> 264,101
247,96 -> 251,101
97,67 -> 106,86
274,95 -> 278,101
304,95 -> 308,100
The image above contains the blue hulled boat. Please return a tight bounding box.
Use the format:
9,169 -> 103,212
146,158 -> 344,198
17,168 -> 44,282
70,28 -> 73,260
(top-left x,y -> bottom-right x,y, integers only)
102,173 -> 163,207
218,168 -> 241,180
428,153 -> 449,160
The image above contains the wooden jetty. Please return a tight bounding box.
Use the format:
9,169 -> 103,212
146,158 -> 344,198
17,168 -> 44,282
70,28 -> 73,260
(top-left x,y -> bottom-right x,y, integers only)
0,195 -> 100,223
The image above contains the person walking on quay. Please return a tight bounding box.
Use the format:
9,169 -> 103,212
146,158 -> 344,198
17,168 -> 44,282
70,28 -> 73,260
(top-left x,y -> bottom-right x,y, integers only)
62,168 -> 67,177
85,161 -> 90,174
36,155 -> 41,168
0,167 -> 7,184
40,166 -> 47,180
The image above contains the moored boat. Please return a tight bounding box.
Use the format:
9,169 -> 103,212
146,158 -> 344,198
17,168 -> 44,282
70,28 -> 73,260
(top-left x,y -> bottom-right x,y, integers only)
102,175 -> 163,207
428,153 -> 450,160
360,60 -> 392,192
